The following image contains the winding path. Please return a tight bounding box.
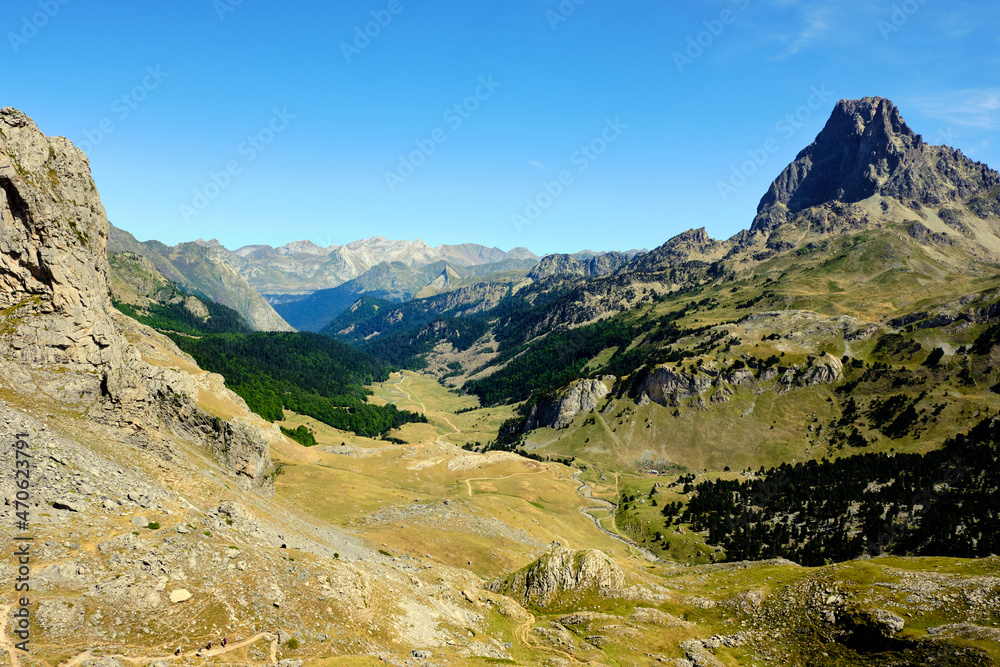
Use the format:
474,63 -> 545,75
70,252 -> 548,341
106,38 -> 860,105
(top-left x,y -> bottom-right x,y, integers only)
573,472 -> 662,563
465,467 -> 550,498
0,604 -> 22,667
512,610 -> 597,665
52,629 -> 278,667
393,375 -> 427,413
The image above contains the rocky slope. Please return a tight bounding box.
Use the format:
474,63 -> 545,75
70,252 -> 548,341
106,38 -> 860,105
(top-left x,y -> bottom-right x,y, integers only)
1,107 -> 277,484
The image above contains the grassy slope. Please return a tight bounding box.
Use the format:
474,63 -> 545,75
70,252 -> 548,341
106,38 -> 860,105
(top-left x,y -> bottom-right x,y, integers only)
260,372 -> 1000,665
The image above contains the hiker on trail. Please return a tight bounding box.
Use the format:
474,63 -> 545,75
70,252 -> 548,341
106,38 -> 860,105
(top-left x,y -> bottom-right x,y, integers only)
222,637 -> 227,647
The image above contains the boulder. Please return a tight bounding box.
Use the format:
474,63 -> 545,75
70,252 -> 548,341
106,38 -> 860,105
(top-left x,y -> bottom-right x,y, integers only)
169,589 -> 192,603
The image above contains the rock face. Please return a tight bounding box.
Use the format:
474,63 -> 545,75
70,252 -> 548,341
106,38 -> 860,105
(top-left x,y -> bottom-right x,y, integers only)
636,368 -> 714,408
0,107 -> 122,379
528,251 -> 631,280
797,353 -> 843,387
0,108 -> 272,487
753,97 -> 1000,232
487,547 -> 626,608
523,378 -> 612,430
520,356 -> 846,431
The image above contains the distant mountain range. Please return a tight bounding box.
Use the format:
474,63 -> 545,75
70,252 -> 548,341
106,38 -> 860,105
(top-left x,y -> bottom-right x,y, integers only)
199,236 -> 538,297
107,228 -> 653,332
108,225 -> 294,332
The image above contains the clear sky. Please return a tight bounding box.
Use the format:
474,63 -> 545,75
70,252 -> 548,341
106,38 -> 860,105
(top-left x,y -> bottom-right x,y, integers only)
5,0 -> 999,256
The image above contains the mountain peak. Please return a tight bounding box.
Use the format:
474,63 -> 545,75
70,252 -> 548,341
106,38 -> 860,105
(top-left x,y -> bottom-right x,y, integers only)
752,97 -> 1000,232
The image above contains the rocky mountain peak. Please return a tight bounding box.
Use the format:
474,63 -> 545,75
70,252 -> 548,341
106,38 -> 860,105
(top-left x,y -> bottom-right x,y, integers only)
753,97 -> 1000,232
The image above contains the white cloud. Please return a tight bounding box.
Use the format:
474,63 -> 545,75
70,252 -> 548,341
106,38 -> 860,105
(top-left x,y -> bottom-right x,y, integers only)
783,8 -> 833,57
913,90 -> 1000,130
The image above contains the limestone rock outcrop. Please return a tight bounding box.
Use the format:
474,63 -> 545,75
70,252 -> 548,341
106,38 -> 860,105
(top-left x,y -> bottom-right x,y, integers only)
522,377 -> 612,430
0,107 -> 122,381
487,547 -> 626,608
796,353 -> 844,387
635,368 -> 714,408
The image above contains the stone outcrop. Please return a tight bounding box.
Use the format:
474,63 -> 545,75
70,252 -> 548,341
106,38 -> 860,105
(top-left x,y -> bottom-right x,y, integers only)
521,354 -> 846,431
796,353 -> 843,387
0,107 -> 272,487
753,97 -> 1000,232
522,378 -> 612,430
631,354 -> 840,413
528,251 -> 631,280
487,547 -> 626,608
635,368 -> 714,408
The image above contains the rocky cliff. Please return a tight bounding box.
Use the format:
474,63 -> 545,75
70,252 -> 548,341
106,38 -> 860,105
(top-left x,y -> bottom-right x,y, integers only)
521,352 -> 844,431
635,353 -> 843,411
523,378 -> 612,430
0,108 -> 121,379
0,107 -> 273,487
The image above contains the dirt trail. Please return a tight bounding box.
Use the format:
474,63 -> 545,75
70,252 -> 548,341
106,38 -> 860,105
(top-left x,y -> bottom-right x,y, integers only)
0,605 -> 22,667
54,631 -> 278,667
465,467 -> 550,497
394,375 -> 427,413
512,610 -> 596,665
438,414 -> 460,434
573,472 -> 662,563
393,374 -> 463,447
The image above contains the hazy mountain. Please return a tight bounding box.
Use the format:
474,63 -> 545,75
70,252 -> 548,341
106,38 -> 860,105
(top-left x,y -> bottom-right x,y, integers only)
204,235 -> 538,298
108,225 -> 294,331
275,257 -> 537,331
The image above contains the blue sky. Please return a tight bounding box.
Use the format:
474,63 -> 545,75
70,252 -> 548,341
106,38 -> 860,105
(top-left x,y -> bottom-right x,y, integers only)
5,0 -> 999,256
